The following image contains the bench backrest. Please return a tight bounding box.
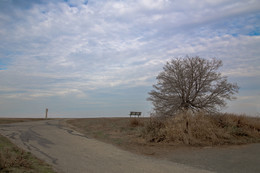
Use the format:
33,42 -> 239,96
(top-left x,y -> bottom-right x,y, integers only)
130,112 -> 142,116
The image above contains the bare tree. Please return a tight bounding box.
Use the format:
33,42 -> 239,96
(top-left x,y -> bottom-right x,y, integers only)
148,56 -> 239,116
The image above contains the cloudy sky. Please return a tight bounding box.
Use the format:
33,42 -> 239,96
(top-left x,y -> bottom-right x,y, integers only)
0,0 -> 259,118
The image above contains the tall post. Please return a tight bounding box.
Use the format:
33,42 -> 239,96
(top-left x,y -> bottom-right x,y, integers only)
45,108 -> 48,119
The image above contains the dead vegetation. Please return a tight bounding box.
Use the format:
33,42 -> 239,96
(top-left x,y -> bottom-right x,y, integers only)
148,56 -> 239,116
129,118 -> 144,127
0,147 -> 32,170
0,134 -> 56,173
67,114 -> 260,158
142,112 -> 260,146
0,118 -> 46,125
67,118 -> 146,146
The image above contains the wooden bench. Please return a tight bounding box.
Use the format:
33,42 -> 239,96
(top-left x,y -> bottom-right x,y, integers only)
129,111 -> 142,118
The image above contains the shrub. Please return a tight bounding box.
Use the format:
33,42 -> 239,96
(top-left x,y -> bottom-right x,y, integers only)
141,117 -> 166,142
142,112 -> 260,146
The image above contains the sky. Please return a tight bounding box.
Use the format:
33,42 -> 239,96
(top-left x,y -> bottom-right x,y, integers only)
0,0 -> 259,118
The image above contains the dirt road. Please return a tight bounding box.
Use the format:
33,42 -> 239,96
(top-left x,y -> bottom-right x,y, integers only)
0,119 -> 211,173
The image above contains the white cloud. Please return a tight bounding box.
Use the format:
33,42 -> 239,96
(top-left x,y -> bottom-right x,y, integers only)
0,0 -> 259,116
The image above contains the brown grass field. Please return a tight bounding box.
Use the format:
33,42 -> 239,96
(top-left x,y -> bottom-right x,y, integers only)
0,118 -> 46,125
66,117 -> 154,155
67,113 -> 260,157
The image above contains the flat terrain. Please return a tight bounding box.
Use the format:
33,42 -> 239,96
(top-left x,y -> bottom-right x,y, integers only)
0,118 -> 46,124
67,117 -> 260,173
0,119 -> 211,173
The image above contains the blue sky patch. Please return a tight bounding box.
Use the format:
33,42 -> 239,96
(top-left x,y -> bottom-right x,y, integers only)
0,60 -> 8,70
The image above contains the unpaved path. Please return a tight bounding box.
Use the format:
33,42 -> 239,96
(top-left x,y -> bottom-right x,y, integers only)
0,119 -> 211,173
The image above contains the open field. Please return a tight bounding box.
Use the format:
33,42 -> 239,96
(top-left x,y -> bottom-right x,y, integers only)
66,115 -> 260,173
66,118 -> 153,155
0,118 -> 46,125
66,114 -> 260,156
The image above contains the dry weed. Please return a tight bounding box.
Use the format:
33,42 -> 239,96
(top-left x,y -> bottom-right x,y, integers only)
0,147 -> 32,170
142,112 -> 260,146
129,118 -> 144,127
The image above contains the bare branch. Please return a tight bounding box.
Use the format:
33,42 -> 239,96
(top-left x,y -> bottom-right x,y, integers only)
148,56 -> 239,116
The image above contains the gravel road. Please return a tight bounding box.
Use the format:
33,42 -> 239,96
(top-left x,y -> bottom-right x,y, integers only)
0,119 -> 212,173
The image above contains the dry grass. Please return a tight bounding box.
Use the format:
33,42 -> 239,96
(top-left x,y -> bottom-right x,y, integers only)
0,119 -> 56,172
66,115 -> 260,157
0,147 -> 32,170
0,118 -> 46,125
129,118 -> 144,127
67,114 -> 260,149
142,112 -> 260,146
67,118 -> 146,144
67,118 -> 150,154
0,134 -> 56,173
